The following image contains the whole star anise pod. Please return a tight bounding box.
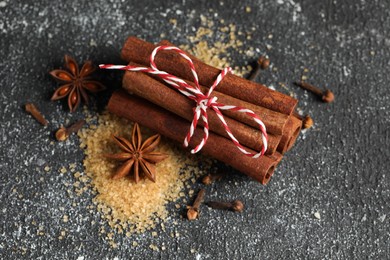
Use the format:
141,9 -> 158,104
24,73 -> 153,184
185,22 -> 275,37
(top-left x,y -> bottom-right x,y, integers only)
105,123 -> 168,183
50,55 -> 105,112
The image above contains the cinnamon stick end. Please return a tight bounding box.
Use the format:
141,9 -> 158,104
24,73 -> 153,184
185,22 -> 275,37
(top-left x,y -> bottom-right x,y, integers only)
286,123 -> 302,151
261,165 -> 276,185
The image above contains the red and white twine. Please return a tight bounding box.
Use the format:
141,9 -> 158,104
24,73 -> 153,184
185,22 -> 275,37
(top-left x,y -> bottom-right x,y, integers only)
100,46 -> 268,158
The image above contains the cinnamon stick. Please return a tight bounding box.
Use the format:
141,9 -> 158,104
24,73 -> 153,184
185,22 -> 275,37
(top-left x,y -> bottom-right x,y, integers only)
185,79 -> 288,135
123,68 -> 281,155
108,90 -> 283,184
277,115 -> 302,153
120,36 -> 298,115
176,42 -> 302,153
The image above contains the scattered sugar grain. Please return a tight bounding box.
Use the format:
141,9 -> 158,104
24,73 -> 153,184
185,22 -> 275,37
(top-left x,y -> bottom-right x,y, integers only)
169,18 -> 177,26
149,244 -> 159,251
181,18 -> 251,77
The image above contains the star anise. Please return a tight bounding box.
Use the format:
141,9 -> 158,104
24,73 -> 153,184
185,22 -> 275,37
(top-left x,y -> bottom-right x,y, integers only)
50,55 -> 105,112
105,123 -> 168,183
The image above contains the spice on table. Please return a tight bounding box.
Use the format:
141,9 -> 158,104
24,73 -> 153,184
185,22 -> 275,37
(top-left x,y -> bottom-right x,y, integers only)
293,112 -> 314,130
302,115 -> 314,129
187,189 -> 206,220
122,67 -> 285,154
132,39 -> 302,154
201,170 -> 225,185
25,103 -> 48,126
277,115 -> 302,154
294,81 -> 334,103
107,37 -> 304,184
55,119 -> 86,141
248,55 -> 270,81
121,37 -> 298,115
206,200 -> 244,212
121,39 -> 304,157
50,55 -> 106,112
108,91 -> 283,184
105,123 -> 168,183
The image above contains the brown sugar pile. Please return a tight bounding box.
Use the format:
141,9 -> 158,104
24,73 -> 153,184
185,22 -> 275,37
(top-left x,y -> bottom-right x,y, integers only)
78,111 -> 212,234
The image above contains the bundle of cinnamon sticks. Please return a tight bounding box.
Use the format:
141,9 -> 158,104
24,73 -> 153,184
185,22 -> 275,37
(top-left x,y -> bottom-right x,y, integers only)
107,36 -> 302,184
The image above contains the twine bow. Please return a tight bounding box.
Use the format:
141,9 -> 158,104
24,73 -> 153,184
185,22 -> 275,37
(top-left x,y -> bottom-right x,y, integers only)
100,46 -> 268,158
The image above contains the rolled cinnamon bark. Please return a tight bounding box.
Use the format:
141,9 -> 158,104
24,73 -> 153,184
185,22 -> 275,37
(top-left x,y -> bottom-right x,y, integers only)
156,40 -> 302,153
120,37 -> 298,115
108,90 -> 283,184
277,115 -> 302,153
158,41 -> 302,133
168,75 -> 288,135
123,68 -> 281,155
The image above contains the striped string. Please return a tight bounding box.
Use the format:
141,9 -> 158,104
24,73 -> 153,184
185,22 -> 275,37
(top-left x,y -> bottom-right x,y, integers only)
100,45 -> 268,158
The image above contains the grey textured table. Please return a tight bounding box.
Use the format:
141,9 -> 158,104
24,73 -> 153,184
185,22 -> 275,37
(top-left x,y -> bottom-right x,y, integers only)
1,0 -> 389,259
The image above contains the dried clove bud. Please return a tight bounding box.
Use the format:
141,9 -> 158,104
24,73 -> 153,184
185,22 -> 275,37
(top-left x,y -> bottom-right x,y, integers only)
206,200 -> 244,212
294,81 -> 334,103
248,55 -> 270,81
25,103 -> 48,126
258,55 -> 270,70
55,119 -> 85,141
187,189 -> 206,220
302,115 -> 314,129
201,171 -> 225,185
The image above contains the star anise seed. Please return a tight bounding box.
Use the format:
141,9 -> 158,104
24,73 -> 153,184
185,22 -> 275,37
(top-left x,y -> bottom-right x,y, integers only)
50,55 -> 106,112
105,123 -> 168,183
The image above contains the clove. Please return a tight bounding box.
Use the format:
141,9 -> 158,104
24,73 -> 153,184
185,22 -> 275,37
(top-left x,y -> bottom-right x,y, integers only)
248,55 -> 270,81
187,189 -> 206,220
206,200 -> 244,212
293,112 -> 314,129
294,81 -> 334,103
201,170 -> 225,185
302,115 -> 314,129
55,119 -> 86,141
25,103 -> 48,126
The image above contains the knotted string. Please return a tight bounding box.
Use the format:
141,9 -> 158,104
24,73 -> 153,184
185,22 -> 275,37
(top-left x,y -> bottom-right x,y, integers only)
100,46 -> 268,158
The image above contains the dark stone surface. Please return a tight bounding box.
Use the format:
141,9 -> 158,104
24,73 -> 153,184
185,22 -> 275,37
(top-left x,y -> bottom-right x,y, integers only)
1,0 -> 389,259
